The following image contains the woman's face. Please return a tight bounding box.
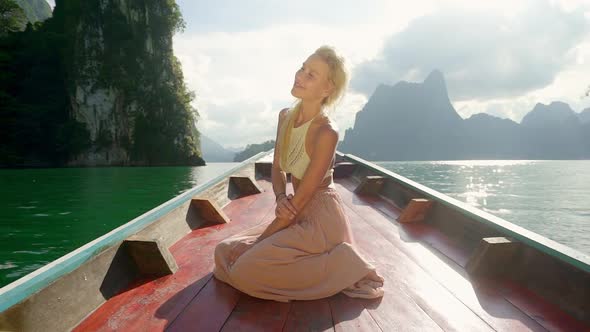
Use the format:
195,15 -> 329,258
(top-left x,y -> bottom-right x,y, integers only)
291,54 -> 334,103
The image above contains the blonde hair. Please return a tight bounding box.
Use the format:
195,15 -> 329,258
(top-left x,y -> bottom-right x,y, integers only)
278,45 -> 349,172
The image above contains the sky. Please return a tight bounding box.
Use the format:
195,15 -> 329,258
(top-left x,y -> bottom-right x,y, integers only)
46,0 -> 590,150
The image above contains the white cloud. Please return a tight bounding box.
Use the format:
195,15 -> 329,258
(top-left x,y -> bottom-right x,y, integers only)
455,34 -> 590,122
173,0 -> 590,149
173,21 -> 406,149
351,0 -> 589,102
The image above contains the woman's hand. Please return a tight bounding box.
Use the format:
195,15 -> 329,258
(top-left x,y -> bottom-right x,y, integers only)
275,193 -> 298,220
228,237 -> 259,265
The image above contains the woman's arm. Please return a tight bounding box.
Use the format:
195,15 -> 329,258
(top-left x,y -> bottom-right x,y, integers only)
271,107 -> 297,220
271,108 -> 289,199
255,120 -> 338,244
254,108 -> 297,243
289,125 -> 339,216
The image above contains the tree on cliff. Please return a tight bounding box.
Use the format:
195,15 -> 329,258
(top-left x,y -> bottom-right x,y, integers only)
0,0 -> 27,35
0,3 -> 91,167
233,140 -> 275,162
0,0 -> 204,167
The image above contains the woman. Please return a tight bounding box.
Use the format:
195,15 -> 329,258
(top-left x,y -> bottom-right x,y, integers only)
213,45 -> 385,302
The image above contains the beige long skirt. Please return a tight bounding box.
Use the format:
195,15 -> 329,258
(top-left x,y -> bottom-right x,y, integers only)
212,186 -> 385,302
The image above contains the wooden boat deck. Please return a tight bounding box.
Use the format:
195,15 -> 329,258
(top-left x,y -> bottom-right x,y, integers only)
73,176 -> 588,332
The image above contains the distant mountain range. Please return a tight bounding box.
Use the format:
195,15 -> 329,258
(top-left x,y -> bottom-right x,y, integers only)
233,140 -> 275,162
201,134 -> 276,163
200,134 -> 236,162
340,70 -> 590,160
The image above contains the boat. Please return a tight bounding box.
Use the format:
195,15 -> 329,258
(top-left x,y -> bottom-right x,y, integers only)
0,150 -> 588,331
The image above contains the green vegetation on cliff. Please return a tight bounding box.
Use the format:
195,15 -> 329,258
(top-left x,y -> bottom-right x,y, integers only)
234,140 -> 275,162
0,0 -> 204,167
0,2 -> 89,167
0,0 -> 27,35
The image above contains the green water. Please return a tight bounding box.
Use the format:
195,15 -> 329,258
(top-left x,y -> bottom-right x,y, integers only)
0,163 -> 238,288
1,160 -> 589,289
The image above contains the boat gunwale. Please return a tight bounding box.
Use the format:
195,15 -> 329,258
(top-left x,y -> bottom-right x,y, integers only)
342,153 -> 590,274
0,150 -> 273,313
2,149 -> 588,316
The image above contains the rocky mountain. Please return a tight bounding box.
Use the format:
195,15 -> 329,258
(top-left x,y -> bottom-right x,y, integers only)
234,140 -> 275,162
340,71 -> 589,160
15,0 -> 52,24
341,70 -> 467,161
520,102 -> 587,159
579,108 -> 590,124
463,113 -> 523,159
200,134 -> 235,162
0,0 -> 205,167
64,0 -> 204,166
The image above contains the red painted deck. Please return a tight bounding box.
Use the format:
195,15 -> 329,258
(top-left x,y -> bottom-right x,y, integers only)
74,177 -> 589,332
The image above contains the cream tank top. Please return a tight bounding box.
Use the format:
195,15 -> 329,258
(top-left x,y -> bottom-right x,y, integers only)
279,108 -> 334,180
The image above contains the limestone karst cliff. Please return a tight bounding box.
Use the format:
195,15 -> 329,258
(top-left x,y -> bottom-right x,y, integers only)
340,70 -> 590,160
60,0 -> 203,166
0,0 -> 205,167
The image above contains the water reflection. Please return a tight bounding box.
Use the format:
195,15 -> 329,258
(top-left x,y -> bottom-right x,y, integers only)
377,160 -> 590,255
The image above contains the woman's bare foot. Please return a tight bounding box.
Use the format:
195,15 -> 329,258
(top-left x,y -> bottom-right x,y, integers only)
366,269 -> 385,283
343,270 -> 385,299
352,269 -> 384,288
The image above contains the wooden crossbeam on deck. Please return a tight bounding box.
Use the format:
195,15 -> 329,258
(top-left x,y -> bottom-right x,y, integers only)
354,175 -> 387,195
190,198 -> 230,225
466,237 -> 520,278
397,198 -> 433,223
74,178 -> 590,331
229,175 -> 263,197
254,161 -> 273,178
123,236 -> 178,277
333,162 -> 357,178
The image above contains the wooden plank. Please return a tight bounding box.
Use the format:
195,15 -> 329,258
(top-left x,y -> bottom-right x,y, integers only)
371,185 -> 589,328
154,190 -> 276,331
336,179 -> 547,332
0,156 -> 267,316
74,180 -> 278,331
340,153 -> 590,273
70,276 -> 156,332
85,200 -> 268,331
220,294 -> 291,332
80,232 -> 246,331
166,276 -> 242,332
400,222 -> 472,268
484,278 -> 590,332
72,233 -> 229,332
327,292 -> 382,332
282,299 -> 334,332
152,201 -> 277,331
339,202 -> 486,332
367,198 -> 472,267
